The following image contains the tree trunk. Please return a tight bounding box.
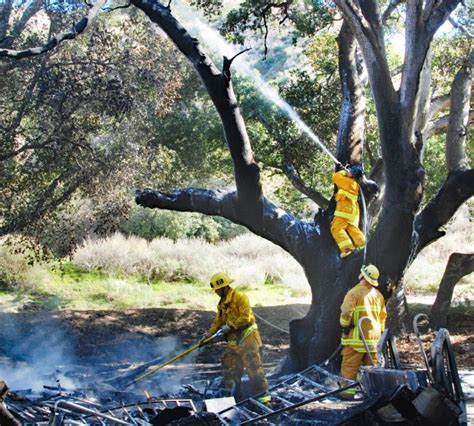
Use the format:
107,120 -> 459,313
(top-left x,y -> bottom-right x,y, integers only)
431,253 -> 474,329
386,285 -> 411,334
134,0 -> 469,370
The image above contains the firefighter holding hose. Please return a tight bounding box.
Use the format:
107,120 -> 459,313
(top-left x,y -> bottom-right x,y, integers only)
200,272 -> 270,403
339,264 -> 387,399
330,164 -> 366,258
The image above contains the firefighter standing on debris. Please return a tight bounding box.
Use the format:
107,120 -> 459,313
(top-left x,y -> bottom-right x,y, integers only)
0,381 -> 20,426
330,164 -> 366,258
339,264 -> 387,399
201,272 -> 270,403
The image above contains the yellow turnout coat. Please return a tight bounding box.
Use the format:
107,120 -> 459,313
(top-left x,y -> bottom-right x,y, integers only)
340,281 -> 386,352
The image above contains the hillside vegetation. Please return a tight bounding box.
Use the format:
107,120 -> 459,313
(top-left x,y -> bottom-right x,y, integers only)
0,205 -> 471,313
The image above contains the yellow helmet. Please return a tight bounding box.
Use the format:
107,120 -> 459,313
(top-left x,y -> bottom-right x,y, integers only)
360,264 -> 379,287
210,272 -> 234,291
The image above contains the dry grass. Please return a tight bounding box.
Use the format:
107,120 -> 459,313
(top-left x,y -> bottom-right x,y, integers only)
404,204 -> 473,297
73,233 -> 309,290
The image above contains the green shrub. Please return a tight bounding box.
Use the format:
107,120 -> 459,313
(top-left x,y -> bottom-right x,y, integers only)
119,206 -> 245,242
73,232 -> 309,290
0,239 -> 50,292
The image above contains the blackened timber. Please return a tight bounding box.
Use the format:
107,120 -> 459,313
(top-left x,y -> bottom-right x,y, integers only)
247,398 -> 274,413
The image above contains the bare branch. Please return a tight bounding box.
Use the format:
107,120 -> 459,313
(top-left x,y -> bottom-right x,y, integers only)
103,2 -> 132,12
223,48 -> 251,80
415,169 -> 474,252
448,16 -> 473,37
425,110 -> 474,139
0,0 -> 106,59
282,164 -> 329,208
135,188 -> 321,260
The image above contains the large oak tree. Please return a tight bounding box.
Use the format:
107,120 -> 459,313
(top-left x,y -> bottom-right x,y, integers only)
1,0 -> 472,368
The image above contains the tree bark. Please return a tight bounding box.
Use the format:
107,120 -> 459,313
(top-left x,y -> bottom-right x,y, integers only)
386,284 -> 411,334
446,51 -> 472,172
335,21 -> 365,166
133,0 -> 467,369
431,253 -> 474,329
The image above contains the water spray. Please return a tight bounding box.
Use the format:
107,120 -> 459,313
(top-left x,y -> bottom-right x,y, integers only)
172,0 -> 369,263
172,0 -> 344,169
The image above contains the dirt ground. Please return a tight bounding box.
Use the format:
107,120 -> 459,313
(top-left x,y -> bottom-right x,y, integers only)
1,303 -> 472,372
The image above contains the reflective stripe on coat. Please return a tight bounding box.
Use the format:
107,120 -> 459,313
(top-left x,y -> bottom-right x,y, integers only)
340,281 -> 387,352
332,170 -> 360,226
208,288 -> 259,346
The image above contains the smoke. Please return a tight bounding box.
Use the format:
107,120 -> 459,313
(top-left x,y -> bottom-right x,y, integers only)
0,313 -> 78,391
0,312 -> 200,396
116,336 -> 202,395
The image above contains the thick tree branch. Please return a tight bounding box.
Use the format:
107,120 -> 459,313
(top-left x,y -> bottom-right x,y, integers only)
334,1 -> 399,169
282,164 -> 329,208
401,0 -> 461,139
425,110 -> 474,139
429,94 -> 451,119
0,0 -> 106,59
415,169 -> 474,252
132,0 -> 263,214
431,253 -> 474,329
335,20 -> 365,166
414,47 -> 432,144
382,0 -> 404,22
423,0 -> 464,39
446,50 -> 472,171
135,188 -> 321,261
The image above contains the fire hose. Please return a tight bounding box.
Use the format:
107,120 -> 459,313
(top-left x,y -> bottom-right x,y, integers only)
123,328 -> 225,389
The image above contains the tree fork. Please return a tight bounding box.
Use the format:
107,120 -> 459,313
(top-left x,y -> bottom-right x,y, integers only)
431,253 -> 474,329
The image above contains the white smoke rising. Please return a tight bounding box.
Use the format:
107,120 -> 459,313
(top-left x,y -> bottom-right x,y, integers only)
0,314 -> 79,391
0,313 -> 202,396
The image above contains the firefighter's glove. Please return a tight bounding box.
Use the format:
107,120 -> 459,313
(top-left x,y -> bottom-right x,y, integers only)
342,326 -> 351,336
220,324 -> 231,335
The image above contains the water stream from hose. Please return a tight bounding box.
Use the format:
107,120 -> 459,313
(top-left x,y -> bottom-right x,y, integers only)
172,0 -> 368,264
172,0 -> 343,168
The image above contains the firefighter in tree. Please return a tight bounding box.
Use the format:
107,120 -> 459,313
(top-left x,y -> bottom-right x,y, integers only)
201,272 -> 270,403
339,264 -> 387,399
330,164 -> 366,258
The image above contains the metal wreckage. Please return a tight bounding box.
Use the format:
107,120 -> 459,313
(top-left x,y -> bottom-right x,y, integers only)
2,314 -> 467,425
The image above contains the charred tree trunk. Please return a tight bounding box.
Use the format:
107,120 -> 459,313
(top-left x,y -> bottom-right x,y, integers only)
134,0 -> 468,370
431,253 -> 474,329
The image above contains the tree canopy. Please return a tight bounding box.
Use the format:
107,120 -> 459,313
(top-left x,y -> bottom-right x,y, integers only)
0,0 -> 472,365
